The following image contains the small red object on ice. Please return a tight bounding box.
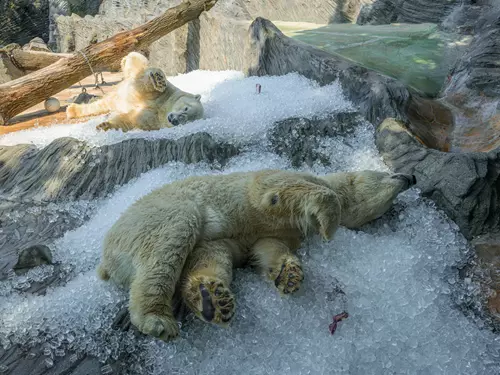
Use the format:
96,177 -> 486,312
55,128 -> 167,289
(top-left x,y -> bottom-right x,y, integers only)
329,312 -> 349,335
256,83 -> 261,94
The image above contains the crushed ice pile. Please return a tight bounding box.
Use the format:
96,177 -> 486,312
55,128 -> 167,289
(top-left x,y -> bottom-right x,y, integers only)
1,71 -> 500,375
0,71 -> 352,148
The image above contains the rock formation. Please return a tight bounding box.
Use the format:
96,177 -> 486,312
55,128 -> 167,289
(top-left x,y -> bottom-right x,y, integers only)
357,0 -> 460,25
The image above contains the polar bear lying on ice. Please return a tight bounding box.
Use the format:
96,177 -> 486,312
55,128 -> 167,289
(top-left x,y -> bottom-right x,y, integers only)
66,52 -> 204,131
97,169 -> 416,341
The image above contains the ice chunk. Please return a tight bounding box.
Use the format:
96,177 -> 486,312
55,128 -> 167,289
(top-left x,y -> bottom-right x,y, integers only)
101,364 -> 113,374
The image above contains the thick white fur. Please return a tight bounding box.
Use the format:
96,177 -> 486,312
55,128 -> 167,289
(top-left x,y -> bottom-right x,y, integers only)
97,169 -> 415,341
66,52 -> 204,131
320,170 -> 416,228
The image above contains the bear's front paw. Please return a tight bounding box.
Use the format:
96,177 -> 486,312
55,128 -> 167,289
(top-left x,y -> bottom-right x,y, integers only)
271,256 -> 304,295
96,121 -> 114,131
184,277 -> 235,325
66,103 -> 79,119
135,313 -> 180,342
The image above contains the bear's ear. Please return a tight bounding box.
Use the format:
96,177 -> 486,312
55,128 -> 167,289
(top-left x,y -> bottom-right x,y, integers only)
194,94 -> 201,102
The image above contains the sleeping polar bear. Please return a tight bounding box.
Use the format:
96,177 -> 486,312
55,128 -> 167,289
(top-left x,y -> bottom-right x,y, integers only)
97,169 -> 416,341
66,52 -> 204,131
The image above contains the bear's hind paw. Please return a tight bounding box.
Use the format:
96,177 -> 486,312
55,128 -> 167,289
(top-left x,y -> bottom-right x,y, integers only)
271,256 -> 304,295
185,277 -> 235,325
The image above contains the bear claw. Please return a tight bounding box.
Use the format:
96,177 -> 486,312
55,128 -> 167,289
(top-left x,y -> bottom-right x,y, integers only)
96,121 -> 113,131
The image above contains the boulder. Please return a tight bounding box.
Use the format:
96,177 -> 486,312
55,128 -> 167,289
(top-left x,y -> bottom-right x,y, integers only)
22,37 -> 51,52
98,0 -> 374,25
375,118 -> 500,240
268,111 -> 363,167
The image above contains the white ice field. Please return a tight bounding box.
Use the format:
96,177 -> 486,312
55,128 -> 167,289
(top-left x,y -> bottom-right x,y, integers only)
1,71 -> 499,375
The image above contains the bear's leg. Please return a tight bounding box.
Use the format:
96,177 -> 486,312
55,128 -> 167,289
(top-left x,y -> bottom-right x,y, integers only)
128,215 -> 200,341
251,237 -> 304,295
66,93 -> 117,119
181,239 -> 237,325
97,109 -> 159,132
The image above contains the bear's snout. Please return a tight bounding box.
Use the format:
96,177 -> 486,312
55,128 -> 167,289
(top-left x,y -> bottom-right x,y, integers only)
391,173 -> 417,188
168,113 -> 179,126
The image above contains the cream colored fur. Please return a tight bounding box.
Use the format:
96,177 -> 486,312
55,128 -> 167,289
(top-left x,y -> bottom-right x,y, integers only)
320,170 -> 416,228
97,169 -> 415,341
66,52 -> 204,131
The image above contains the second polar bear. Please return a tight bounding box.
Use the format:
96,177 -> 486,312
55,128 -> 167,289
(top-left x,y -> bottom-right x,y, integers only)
97,169 -> 416,341
66,52 -> 204,131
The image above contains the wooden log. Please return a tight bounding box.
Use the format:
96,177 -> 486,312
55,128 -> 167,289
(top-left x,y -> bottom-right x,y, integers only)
0,0 -> 218,125
0,44 -> 72,72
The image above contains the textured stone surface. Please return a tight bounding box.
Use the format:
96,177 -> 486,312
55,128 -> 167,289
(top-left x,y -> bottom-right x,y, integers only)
375,118 -> 500,240
357,0 -> 459,25
440,1 -> 500,152
268,111 -> 363,167
0,0 -> 49,46
55,12 -> 250,75
98,0 -> 374,25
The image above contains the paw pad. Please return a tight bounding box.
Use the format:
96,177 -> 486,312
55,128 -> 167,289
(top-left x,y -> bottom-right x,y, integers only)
189,278 -> 235,325
273,258 -> 304,294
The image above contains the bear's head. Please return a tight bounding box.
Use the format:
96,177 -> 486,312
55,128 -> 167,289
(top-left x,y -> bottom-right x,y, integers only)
249,170 -> 341,240
167,94 -> 204,126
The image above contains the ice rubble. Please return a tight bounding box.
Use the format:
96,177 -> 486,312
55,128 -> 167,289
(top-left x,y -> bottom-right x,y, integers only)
1,71 -> 499,375
0,71 -> 352,148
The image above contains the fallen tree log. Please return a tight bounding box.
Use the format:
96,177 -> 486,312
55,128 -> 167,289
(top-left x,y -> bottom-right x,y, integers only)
0,0 -> 218,125
0,44 -> 72,72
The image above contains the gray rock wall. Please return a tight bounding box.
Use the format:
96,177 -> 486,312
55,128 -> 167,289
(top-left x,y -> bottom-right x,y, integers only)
357,0 -> 460,25
54,12 -> 251,75
98,0 -> 374,25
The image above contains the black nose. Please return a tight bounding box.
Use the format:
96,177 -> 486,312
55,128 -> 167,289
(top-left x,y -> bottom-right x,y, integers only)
412,175 -> 417,185
167,113 -> 173,122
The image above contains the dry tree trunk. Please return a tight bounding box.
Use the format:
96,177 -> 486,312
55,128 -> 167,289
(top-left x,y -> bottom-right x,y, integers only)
0,0 -> 218,125
0,45 -> 73,72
